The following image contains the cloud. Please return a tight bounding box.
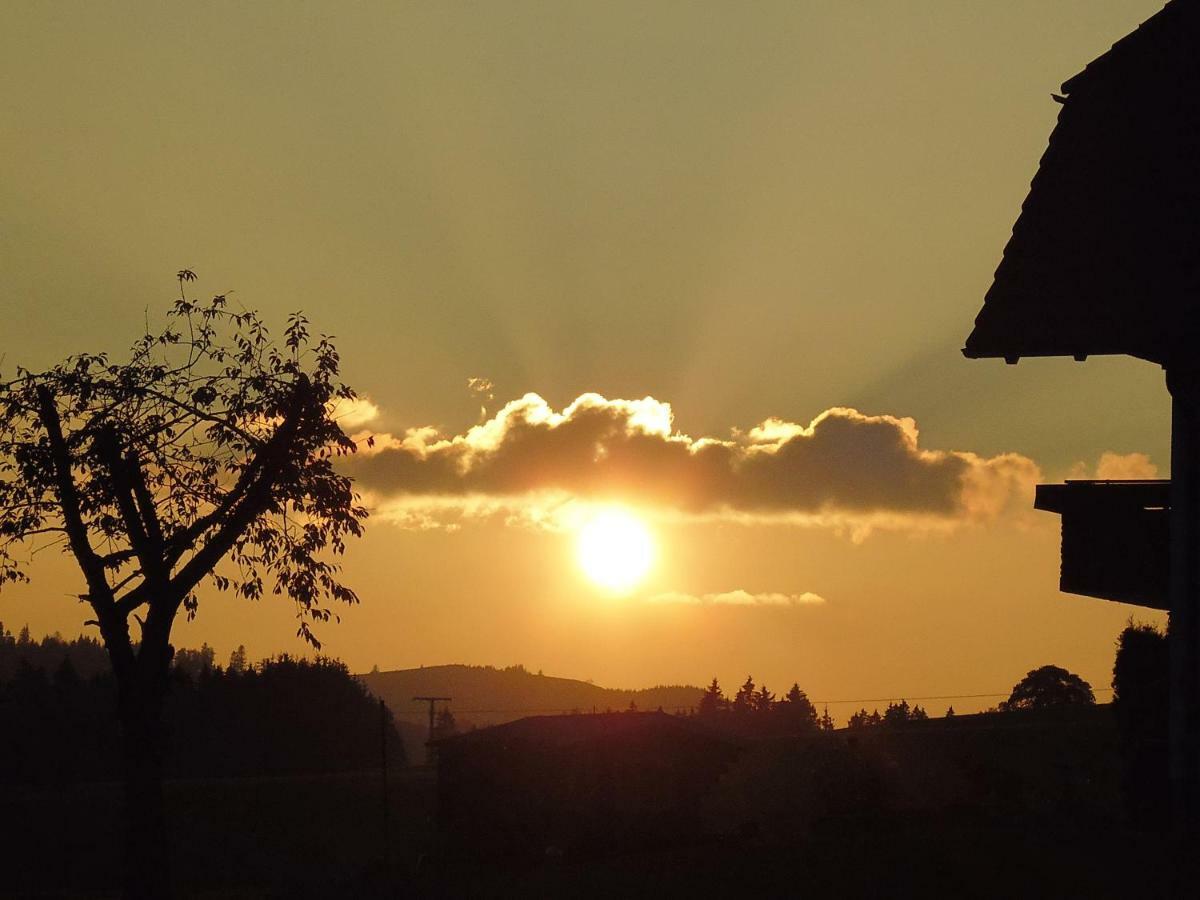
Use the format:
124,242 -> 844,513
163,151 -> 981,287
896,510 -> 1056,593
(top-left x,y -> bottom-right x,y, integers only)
1095,451 -> 1159,480
329,396 -> 381,430
467,377 -> 495,400
647,590 -> 827,607
1065,451 -> 1159,482
346,392 -> 1039,532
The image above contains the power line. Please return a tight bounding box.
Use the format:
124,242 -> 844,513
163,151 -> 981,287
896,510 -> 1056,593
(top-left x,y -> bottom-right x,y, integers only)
386,686 -> 1114,716
809,688 -> 1113,706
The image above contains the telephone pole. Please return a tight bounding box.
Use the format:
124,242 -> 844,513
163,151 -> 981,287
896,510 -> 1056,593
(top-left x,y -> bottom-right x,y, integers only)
412,695 -> 452,765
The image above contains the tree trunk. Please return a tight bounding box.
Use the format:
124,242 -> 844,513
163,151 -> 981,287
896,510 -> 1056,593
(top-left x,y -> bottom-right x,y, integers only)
117,672 -> 172,900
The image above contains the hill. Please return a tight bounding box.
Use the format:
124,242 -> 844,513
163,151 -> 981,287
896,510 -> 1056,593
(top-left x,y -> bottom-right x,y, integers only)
359,664 -> 704,761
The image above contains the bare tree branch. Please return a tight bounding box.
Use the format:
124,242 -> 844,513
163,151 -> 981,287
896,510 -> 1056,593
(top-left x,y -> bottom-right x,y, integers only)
34,386 -> 116,611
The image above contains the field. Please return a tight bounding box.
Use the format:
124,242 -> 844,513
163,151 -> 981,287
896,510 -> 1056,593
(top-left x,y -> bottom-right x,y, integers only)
4,707 -> 1188,898
4,770 -> 435,899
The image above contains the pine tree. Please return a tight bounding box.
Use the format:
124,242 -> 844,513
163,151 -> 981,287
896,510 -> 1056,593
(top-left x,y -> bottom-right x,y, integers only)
819,705 -> 836,731
883,700 -> 911,725
783,683 -> 819,729
945,706 -> 955,718
753,684 -> 775,714
698,677 -> 725,716
733,676 -> 756,713
228,644 -> 248,675
847,708 -> 871,729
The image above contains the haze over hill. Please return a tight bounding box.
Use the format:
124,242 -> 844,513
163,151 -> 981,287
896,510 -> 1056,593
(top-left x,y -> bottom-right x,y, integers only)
360,664 -> 705,757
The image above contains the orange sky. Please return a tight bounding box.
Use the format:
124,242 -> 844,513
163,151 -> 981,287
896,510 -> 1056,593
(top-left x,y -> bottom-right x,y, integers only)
1,1 -> 1172,714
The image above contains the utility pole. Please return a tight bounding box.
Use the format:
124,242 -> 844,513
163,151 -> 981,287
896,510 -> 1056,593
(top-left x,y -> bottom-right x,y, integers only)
412,695 -> 452,765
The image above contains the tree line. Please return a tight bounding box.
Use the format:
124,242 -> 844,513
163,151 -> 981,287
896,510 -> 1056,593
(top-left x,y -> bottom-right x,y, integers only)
695,674 -> 931,732
693,676 -> 833,736
0,624 -> 402,785
693,662 -> 1099,734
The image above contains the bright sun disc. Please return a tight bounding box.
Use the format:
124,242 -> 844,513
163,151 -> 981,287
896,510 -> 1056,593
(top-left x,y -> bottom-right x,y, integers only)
576,508 -> 655,594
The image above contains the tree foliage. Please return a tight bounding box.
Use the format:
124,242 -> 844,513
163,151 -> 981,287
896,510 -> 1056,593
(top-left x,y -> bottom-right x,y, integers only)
1111,622 -> 1169,827
847,700 -> 927,729
698,677 -> 726,716
1112,622 -> 1167,719
780,682 -> 818,729
694,674 -> 821,736
732,676 -> 756,714
1000,664 -> 1095,711
0,285 -> 367,668
847,708 -> 882,729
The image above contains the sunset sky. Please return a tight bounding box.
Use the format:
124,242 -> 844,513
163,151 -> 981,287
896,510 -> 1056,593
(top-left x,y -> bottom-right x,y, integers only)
2,1 -> 1172,716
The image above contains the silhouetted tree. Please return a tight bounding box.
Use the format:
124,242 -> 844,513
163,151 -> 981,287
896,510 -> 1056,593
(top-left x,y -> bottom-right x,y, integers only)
753,684 -> 775,714
883,700 -> 911,725
733,676 -> 756,714
819,705 -> 836,731
698,677 -> 725,716
780,682 -> 818,730
227,644 -> 249,675
0,281 -> 366,899
1113,623 -> 1168,719
700,681 -> 724,715
172,643 -> 215,679
847,708 -> 882,729
433,705 -> 458,741
782,686 -> 820,724
1000,665 -> 1095,711
945,706 -> 955,718
1113,622 -> 1169,826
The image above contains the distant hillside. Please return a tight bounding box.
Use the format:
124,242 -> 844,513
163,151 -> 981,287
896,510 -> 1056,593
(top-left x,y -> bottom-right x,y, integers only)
359,664 -> 704,760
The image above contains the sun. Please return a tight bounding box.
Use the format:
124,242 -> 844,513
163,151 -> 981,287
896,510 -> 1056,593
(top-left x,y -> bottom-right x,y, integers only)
576,507 -> 655,594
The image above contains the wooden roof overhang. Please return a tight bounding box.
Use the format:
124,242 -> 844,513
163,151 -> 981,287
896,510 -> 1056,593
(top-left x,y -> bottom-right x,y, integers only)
962,0 -> 1200,367
1035,479 -> 1171,610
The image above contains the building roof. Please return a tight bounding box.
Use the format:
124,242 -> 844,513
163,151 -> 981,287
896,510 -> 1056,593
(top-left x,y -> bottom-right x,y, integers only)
434,711 -> 736,750
1034,479 -> 1170,515
963,0 -> 1200,366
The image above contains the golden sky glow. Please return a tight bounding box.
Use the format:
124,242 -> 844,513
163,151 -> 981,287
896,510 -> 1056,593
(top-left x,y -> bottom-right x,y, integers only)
0,1 -> 1173,713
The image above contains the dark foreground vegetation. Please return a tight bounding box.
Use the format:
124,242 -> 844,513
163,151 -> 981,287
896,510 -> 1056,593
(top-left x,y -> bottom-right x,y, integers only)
2,623 -> 1180,898
0,626 -> 402,784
